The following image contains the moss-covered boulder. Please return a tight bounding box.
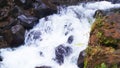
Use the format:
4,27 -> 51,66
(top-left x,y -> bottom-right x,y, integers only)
78,13 -> 120,68
84,46 -> 120,68
89,13 -> 120,49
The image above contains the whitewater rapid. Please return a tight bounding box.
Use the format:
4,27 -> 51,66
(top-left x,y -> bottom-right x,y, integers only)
0,1 -> 120,68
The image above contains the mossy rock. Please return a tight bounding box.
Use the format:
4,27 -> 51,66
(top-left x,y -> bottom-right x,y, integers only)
89,13 -> 120,49
84,46 -> 120,68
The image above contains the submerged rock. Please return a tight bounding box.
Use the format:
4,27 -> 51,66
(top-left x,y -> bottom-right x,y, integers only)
55,45 -> 72,65
67,35 -> 74,44
35,66 -> 51,68
0,54 -> 3,61
77,51 -> 85,68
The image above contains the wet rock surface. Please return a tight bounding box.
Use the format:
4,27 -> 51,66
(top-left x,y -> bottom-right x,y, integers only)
55,45 -> 72,65
0,0 -> 57,48
35,66 -> 51,68
77,51 -> 85,68
10,24 -> 25,47
67,35 -> 74,44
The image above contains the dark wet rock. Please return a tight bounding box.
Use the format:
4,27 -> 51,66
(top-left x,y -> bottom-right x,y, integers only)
34,8 -> 57,19
43,0 -> 120,7
36,66 -> 51,68
94,8 -> 120,18
0,7 -> 10,21
18,15 -> 38,29
3,30 -> 13,46
55,45 -> 72,65
64,46 -> 72,56
0,36 -> 8,48
0,0 -> 59,49
0,24 -> 25,48
14,0 -> 34,9
93,10 -> 105,18
0,0 -> 7,8
40,51 -> 44,56
10,6 -> 21,18
77,51 -> 85,68
109,0 -> 120,4
10,24 -> 25,47
107,8 -> 120,14
0,17 -> 17,30
25,30 -> 42,43
0,55 -> 3,61
0,21 -> 9,29
41,0 -> 57,10
67,35 -> 74,44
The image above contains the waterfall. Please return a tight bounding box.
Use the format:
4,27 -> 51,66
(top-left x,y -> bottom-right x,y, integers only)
0,1 -> 120,68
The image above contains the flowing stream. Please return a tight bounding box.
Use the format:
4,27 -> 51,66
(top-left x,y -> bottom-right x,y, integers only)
0,1 -> 120,68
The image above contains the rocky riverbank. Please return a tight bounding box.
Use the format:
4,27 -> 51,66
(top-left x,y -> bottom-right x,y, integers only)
77,8 -> 120,68
0,0 -> 57,48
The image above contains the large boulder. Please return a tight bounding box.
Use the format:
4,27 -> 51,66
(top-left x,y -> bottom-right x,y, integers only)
55,45 -> 72,65
0,24 -> 25,48
77,13 -> 120,68
18,14 -> 38,29
89,13 -> 120,49
10,24 -> 25,47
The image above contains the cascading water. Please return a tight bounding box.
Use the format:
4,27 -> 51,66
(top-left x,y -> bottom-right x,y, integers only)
0,1 -> 120,68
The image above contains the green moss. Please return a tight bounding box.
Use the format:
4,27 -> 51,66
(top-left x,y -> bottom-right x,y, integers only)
99,36 -> 119,48
112,64 -> 118,68
95,30 -> 119,48
95,63 -> 107,68
94,63 -> 118,68
84,46 -> 115,68
96,31 -> 103,38
91,17 -> 104,32
84,59 -> 88,68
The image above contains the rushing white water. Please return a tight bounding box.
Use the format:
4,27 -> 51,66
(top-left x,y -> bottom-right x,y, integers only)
0,1 -> 120,68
